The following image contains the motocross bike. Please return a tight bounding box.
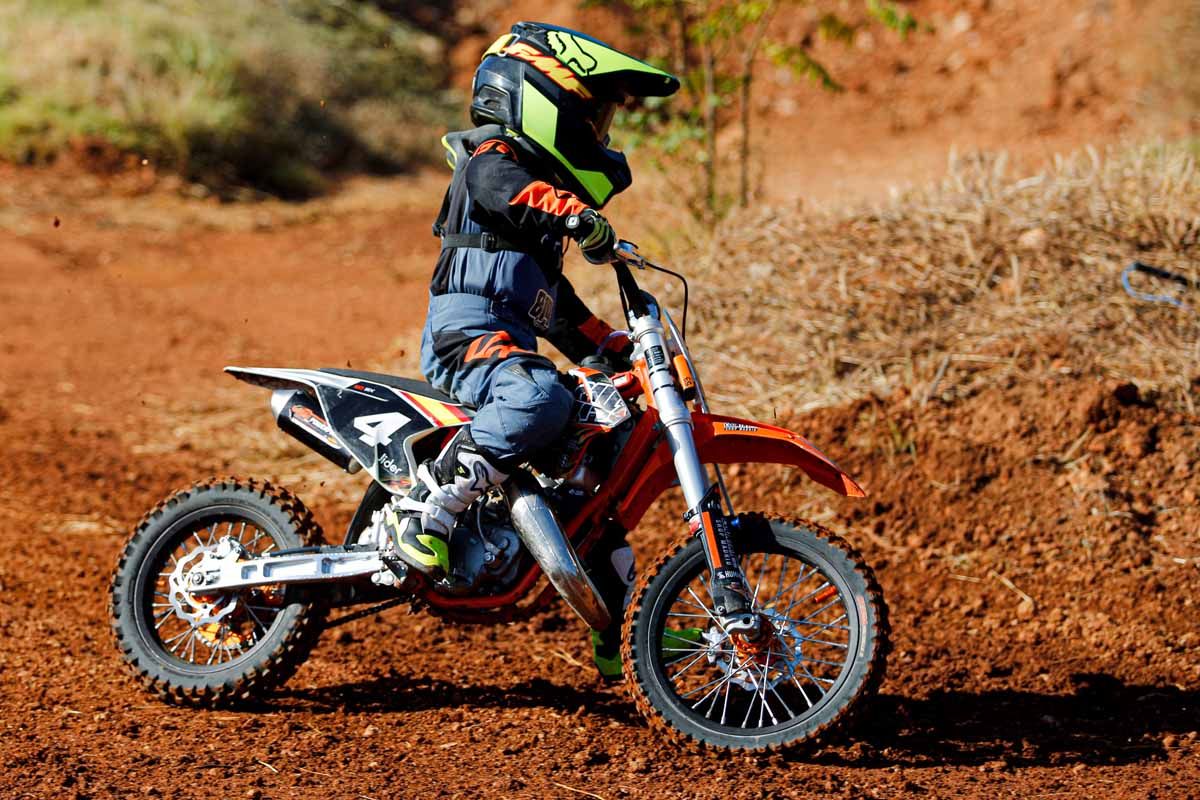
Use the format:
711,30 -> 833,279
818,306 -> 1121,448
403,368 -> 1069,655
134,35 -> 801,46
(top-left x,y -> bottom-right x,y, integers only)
110,242 -> 888,752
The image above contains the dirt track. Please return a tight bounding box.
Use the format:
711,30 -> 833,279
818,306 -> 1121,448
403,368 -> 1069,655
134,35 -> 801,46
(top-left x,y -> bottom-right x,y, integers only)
1,162 -> 1198,799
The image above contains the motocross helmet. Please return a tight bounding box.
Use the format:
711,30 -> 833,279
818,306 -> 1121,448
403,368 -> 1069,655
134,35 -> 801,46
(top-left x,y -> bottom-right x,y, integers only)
470,22 -> 680,208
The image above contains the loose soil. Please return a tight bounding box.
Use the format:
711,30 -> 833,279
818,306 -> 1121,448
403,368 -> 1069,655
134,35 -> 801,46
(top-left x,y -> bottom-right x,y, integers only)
0,159 -> 1197,799
2,0 -> 1199,788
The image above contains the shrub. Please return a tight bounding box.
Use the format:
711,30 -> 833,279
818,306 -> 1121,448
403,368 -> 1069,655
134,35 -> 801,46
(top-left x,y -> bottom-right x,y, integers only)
0,0 -> 458,197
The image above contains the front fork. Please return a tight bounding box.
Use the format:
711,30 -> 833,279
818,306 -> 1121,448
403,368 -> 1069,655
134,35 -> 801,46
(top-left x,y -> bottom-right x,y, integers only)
630,314 -> 759,635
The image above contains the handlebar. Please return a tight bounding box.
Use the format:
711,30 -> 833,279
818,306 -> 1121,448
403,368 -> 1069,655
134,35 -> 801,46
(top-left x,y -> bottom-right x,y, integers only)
610,240 -> 652,319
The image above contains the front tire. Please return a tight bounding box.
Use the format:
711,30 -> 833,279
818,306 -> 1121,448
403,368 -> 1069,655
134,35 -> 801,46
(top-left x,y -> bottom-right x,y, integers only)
109,477 -> 327,706
622,514 -> 889,752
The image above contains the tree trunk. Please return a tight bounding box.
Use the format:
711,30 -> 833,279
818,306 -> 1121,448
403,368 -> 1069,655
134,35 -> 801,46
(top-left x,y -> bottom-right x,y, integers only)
739,69 -> 751,208
673,1 -> 690,76
702,39 -> 717,218
739,0 -> 779,209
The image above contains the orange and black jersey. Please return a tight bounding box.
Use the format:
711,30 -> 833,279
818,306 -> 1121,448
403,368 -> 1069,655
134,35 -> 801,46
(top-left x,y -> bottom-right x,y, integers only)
428,135 -> 628,364
467,139 -> 589,238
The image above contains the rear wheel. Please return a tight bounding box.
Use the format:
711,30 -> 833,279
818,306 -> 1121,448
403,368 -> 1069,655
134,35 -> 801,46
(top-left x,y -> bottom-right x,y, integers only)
623,515 -> 888,752
109,478 -> 327,706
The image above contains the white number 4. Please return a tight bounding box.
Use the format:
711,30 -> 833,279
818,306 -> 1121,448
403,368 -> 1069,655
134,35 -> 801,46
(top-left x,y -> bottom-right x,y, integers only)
353,412 -> 410,447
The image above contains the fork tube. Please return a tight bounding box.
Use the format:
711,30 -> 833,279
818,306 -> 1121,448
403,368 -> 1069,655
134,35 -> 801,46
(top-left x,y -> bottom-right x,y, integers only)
631,312 -> 754,626
629,316 -> 709,506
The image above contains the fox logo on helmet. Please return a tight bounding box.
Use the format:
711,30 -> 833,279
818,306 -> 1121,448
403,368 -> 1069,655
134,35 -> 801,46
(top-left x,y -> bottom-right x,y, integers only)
548,30 -> 598,76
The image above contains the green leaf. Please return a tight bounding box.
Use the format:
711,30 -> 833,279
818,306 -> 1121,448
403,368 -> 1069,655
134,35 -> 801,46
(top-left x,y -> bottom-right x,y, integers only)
818,13 -> 857,44
866,0 -> 918,39
766,42 -> 844,93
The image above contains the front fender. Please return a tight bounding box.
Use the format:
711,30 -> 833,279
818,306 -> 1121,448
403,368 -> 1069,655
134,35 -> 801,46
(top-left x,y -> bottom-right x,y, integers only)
615,412 -> 865,529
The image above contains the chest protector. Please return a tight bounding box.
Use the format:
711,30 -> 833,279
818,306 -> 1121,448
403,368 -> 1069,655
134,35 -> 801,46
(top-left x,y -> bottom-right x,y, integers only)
432,125 -> 535,253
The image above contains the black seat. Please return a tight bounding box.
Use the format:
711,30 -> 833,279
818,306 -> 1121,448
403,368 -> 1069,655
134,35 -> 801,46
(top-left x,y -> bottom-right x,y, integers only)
321,368 -> 460,406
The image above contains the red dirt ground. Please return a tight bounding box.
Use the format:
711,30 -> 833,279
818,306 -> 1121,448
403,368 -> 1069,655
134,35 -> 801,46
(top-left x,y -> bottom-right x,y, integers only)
2,0 -> 1199,792
1,161 -> 1197,799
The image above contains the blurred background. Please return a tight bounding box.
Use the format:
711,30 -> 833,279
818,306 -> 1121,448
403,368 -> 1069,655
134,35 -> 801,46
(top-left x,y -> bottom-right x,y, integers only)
2,2 -> 1199,798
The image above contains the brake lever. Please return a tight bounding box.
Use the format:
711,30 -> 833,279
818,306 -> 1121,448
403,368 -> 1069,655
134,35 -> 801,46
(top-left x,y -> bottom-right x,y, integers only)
613,239 -> 646,270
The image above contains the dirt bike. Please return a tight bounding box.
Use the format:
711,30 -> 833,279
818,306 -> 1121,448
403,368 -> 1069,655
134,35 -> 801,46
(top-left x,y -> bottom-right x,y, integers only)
109,242 -> 889,752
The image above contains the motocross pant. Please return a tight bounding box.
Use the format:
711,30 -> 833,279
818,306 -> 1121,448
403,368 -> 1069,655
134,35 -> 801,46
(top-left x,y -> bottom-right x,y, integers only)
420,293 -> 574,471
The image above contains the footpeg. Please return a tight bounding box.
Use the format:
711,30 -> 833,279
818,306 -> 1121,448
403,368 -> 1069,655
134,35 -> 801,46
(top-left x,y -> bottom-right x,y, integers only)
372,553 -> 411,588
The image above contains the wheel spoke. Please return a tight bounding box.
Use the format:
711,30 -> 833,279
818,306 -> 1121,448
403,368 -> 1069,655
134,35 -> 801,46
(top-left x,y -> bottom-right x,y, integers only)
750,551 -> 768,604
796,635 -> 848,649
778,581 -> 832,616
799,662 -> 834,688
796,598 -> 841,625
719,669 -> 733,725
772,565 -> 819,605
682,672 -> 733,702
685,587 -> 728,635
757,652 -> 776,726
739,670 -> 760,729
243,603 -> 273,634
790,671 -> 816,708
668,647 -> 714,682
778,614 -> 849,633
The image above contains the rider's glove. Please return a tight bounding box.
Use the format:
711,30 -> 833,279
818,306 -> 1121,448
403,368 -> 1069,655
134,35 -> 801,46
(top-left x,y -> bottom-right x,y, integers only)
566,209 -> 616,265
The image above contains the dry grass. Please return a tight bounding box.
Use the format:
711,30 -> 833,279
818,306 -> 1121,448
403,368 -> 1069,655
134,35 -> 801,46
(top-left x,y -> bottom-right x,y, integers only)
0,0 -> 456,197
670,143 -> 1200,418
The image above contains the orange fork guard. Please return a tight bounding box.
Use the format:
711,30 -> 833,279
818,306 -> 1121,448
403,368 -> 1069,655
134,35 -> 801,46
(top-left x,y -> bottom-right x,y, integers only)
615,412 -> 866,530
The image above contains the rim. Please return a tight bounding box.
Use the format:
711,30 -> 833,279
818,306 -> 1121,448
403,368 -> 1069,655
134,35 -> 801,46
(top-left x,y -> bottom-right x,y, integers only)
650,544 -> 857,734
137,509 -> 287,670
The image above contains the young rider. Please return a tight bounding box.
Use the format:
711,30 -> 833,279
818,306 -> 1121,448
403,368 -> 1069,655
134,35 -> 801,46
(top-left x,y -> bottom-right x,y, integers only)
366,22 -> 681,678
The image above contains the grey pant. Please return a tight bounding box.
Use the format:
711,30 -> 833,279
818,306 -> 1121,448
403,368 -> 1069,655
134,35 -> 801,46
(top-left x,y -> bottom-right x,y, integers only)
421,294 -> 574,468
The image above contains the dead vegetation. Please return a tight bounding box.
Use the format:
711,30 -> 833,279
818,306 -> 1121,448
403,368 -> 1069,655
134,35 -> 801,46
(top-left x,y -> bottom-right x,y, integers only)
676,143 -> 1200,418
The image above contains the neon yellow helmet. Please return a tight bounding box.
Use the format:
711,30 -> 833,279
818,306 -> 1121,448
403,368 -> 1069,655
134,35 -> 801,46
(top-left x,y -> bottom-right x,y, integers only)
470,22 -> 680,208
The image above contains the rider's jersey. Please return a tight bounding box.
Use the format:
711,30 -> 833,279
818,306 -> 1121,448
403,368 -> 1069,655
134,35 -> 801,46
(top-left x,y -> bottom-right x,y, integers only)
428,135 -> 625,364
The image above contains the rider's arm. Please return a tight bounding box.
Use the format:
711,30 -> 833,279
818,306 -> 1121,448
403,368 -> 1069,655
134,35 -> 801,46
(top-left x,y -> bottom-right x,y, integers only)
546,277 -> 632,365
465,139 -> 589,236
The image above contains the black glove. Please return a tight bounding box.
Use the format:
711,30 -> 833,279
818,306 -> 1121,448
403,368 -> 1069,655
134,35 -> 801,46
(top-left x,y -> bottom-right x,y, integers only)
580,342 -> 633,375
566,209 -> 616,264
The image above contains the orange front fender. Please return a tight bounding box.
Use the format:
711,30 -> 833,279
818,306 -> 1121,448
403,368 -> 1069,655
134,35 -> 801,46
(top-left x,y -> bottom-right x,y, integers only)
615,412 -> 865,529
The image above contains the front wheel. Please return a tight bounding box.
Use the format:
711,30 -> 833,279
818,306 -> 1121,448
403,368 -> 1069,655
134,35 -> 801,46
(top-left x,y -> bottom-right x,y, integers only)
623,514 -> 889,752
109,478 -> 327,706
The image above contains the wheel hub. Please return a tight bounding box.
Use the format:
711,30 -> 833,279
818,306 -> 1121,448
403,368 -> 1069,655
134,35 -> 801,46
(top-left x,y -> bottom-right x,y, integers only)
167,546 -> 240,627
706,616 -> 806,692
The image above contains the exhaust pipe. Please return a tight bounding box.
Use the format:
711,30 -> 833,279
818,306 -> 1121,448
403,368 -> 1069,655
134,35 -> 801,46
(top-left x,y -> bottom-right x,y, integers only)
271,389 -> 360,474
505,478 -> 611,630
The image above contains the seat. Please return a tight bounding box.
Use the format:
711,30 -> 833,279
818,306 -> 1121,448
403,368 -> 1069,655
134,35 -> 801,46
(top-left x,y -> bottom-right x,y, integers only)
320,368 -> 462,407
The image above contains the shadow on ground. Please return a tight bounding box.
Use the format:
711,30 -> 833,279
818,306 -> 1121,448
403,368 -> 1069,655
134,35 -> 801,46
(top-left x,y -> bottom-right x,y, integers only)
277,674 -> 635,722
276,671 -> 1191,769
815,672 -> 1191,769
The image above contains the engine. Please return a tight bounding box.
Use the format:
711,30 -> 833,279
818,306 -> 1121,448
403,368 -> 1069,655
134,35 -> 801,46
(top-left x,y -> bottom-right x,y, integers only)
443,491 -> 527,596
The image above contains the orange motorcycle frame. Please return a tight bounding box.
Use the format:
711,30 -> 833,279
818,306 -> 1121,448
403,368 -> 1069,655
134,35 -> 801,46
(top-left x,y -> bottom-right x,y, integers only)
421,401 -> 864,617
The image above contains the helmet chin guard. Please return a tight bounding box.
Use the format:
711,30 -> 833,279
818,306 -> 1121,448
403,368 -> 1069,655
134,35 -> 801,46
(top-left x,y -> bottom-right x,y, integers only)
468,22 -> 679,208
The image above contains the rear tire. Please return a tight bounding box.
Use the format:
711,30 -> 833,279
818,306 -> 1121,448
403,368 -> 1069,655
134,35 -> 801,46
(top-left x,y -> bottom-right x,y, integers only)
109,477 -> 327,706
622,514 -> 889,752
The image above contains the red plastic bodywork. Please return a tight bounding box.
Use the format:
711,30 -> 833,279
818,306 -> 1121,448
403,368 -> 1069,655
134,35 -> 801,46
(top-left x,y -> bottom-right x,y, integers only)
421,407 -> 865,615
614,412 -> 865,530
415,352 -> 866,615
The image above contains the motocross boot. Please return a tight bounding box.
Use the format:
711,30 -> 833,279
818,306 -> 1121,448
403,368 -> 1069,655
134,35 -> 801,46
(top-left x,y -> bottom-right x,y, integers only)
591,626 -> 708,682
588,537 -> 707,682
372,427 -> 508,578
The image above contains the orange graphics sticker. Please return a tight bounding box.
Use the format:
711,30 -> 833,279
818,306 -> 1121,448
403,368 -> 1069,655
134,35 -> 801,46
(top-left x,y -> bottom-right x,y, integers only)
502,42 -> 593,98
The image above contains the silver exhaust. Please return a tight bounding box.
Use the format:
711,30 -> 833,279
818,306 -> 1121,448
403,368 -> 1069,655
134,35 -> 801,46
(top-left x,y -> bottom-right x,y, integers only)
505,478 -> 611,630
